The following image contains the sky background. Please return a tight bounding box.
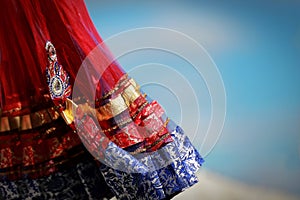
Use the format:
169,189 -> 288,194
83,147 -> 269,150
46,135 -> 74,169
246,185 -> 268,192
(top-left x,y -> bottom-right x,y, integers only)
85,0 -> 300,196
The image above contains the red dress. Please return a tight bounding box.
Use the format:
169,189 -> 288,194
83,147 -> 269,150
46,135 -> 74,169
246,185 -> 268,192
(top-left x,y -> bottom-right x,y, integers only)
0,1 -> 203,199
0,0 -> 121,174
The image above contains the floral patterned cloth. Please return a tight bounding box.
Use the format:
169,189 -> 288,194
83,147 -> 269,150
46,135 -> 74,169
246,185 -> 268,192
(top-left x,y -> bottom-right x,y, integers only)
100,125 -> 204,200
0,152 -> 114,200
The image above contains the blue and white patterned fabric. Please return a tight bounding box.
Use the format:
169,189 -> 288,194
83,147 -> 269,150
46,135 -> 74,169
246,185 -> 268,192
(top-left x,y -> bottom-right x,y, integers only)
0,152 -> 114,200
100,120 -> 204,200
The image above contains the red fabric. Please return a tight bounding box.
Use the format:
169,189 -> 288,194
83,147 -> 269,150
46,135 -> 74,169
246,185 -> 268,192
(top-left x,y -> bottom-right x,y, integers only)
0,0 -> 172,179
0,0 -> 124,114
0,0 -> 123,179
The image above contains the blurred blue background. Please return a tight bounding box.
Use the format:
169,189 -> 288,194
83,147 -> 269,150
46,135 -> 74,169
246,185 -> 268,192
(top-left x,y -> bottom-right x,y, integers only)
85,0 -> 300,197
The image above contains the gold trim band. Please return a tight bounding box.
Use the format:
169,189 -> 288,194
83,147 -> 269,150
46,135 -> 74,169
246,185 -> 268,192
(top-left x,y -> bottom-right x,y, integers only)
97,78 -> 141,121
0,107 -> 60,132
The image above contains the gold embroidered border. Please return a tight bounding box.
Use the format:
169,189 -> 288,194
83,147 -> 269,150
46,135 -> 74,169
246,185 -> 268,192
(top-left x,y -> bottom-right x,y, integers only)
58,78 -> 142,126
0,107 -> 60,132
97,78 -> 141,121
101,100 -> 148,133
